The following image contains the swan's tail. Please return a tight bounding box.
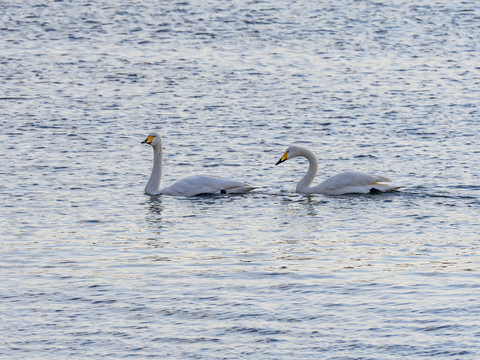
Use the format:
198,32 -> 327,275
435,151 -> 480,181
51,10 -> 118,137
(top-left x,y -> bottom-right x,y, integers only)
370,183 -> 402,192
224,185 -> 256,194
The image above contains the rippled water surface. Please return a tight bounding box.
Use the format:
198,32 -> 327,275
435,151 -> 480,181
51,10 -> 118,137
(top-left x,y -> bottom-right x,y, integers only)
1,1 -> 479,358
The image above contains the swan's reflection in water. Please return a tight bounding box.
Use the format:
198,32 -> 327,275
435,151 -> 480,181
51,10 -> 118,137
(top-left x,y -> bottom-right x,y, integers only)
146,196 -> 164,220
144,196 -> 165,248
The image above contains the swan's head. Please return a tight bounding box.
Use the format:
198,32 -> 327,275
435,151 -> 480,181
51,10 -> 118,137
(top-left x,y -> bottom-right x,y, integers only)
142,132 -> 162,148
275,145 -> 305,165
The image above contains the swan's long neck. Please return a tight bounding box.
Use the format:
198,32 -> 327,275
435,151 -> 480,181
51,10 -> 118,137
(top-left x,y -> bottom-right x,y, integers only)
145,145 -> 162,195
296,148 -> 318,193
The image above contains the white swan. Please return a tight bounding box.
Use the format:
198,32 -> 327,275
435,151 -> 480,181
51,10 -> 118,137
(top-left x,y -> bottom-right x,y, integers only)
142,132 -> 255,196
275,145 -> 400,195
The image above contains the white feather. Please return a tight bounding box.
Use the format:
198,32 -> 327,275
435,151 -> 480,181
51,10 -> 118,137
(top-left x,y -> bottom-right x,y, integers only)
160,175 -> 254,197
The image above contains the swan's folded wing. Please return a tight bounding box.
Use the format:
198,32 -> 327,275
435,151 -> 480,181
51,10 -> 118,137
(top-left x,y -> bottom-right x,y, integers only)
161,175 -> 253,196
321,171 -> 391,191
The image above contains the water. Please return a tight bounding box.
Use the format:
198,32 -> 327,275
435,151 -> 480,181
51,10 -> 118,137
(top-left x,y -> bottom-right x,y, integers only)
1,1 -> 479,358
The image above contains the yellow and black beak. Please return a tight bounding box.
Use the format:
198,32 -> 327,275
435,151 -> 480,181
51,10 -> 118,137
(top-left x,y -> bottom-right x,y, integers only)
275,151 -> 288,166
142,135 -> 154,144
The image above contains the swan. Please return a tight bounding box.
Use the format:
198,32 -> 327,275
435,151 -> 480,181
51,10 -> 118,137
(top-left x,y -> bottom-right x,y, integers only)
275,145 -> 400,195
142,132 -> 255,196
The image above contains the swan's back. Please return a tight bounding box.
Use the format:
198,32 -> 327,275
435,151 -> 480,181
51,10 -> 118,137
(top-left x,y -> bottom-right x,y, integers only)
322,171 -> 389,189
160,175 -> 254,196
314,171 -> 396,195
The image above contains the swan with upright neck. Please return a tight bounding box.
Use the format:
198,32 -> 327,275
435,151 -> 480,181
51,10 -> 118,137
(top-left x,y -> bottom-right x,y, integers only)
275,145 -> 399,195
142,132 -> 254,196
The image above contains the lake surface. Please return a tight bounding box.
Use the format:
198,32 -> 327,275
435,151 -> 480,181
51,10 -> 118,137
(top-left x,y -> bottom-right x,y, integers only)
1,1 -> 479,358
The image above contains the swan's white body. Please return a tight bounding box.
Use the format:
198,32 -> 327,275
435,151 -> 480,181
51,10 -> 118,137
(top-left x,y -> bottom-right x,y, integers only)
142,132 -> 254,196
276,145 -> 399,195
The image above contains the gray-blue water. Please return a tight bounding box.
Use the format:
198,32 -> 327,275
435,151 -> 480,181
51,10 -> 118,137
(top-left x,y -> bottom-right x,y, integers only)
1,1 -> 479,358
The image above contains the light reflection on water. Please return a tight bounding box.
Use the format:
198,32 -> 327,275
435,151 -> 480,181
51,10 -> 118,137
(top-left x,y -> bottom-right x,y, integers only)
1,0 -> 479,358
